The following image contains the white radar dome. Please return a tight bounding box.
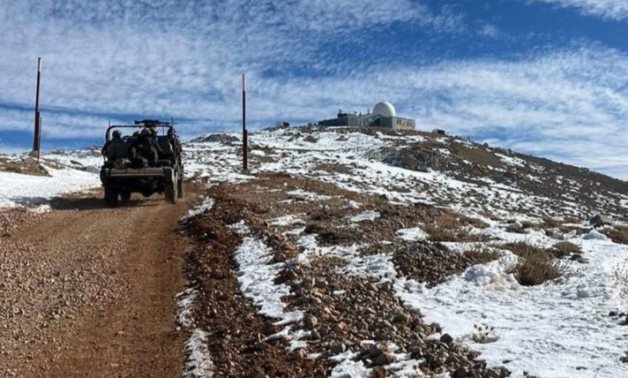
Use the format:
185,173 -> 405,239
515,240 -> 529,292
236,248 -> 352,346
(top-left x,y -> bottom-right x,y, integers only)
373,101 -> 396,117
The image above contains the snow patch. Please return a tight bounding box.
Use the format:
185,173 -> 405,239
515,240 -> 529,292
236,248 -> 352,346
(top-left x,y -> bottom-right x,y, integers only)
267,214 -> 305,226
286,189 -> 332,202
395,227 -> 428,242
350,210 -> 380,223
176,287 -> 198,329
181,198 -> 215,223
583,229 -> 610,241
183,329 -> 214,378
0,166 -> 99,209
229,221 -> 303,325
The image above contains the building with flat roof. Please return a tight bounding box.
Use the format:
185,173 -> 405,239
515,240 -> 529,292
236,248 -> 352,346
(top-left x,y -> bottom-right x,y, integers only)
318,101 -> 415,131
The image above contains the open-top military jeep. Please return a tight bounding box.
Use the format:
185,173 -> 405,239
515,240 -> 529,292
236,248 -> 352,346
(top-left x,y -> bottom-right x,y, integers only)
100,120 -> 183,206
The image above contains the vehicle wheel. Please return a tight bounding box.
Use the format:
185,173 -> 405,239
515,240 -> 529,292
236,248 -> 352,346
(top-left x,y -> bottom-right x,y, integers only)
120,191 -> 131,202
104,185 -> 119,207
165,179 -> 177,204
177,177 -> 184,198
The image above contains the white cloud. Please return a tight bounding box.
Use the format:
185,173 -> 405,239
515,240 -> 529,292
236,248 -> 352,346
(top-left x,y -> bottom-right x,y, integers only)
527,0 -> 628,20
1,1 -> 628,178
479,24 -> 500,38
0,0 -> 460,130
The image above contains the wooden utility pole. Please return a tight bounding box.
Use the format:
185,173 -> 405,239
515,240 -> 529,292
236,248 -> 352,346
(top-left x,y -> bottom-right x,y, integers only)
242,73 -> 248,172
32,57 -> 42,154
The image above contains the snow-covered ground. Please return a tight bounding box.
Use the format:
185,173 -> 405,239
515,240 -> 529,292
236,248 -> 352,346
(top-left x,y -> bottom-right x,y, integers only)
185,127 -> 626,220
0,164 -> 99,209
185,127 -> 628,377
399,234 -> 628,377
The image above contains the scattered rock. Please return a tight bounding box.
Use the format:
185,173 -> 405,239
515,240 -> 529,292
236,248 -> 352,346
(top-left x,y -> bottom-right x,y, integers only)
303,314 -> 318,330
440,333 -> 453,345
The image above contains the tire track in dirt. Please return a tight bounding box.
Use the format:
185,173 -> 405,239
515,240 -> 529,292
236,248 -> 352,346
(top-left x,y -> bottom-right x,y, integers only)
1,185 -> 200,378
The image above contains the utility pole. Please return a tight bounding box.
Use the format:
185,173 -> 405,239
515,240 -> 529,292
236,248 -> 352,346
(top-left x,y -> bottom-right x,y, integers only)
242,73 -> 248,172
37,114 -> 42,162
32,57 -> 42,156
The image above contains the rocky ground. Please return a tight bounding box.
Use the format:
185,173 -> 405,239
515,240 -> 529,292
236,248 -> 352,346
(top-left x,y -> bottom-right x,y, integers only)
179,174 -> 514,377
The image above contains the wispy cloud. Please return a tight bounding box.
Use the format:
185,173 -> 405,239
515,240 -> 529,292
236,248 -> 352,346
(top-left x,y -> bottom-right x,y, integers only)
0,0 -> 461,132
1,1 -> 628,178
526,0 -> 628,20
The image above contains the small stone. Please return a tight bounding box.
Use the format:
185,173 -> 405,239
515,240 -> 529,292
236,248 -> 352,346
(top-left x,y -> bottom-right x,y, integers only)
291,348 -> 307,360
303,314 -> 318,330
334,322 -> 347,333
372,352 -> 394,366
393,309 -> 411,324
330,342 -> 345,354
452,367 -> 467,378
439,333 -> 453,344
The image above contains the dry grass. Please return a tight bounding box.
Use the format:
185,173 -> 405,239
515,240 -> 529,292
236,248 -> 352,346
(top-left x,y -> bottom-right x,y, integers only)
551,241 -> 582,259
504,242 -> 563,286
0,157 -> 49,176
603,226 -> 628,245
455,144 -> 505,168
542,216 -> 561,228
510,255 -> 562,286
562,216 -> 581,224
503,241 -> 546,257
464,248 -> 501,265
425,213 -> 489,242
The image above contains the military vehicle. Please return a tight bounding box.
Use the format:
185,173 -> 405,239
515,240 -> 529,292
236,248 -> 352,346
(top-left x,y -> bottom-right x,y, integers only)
100,120 -> 183,206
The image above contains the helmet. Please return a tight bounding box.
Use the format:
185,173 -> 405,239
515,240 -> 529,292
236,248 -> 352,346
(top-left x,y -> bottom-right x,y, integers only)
112,130 -> 121,138
140,128 -> 151,137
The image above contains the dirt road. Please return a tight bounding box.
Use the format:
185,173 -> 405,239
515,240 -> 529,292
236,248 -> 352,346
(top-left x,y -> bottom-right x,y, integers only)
0,186 -> 198,377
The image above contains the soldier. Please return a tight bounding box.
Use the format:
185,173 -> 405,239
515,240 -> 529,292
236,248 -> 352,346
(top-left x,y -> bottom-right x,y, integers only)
102,130 -> 129,161
131,128 -> 163,166
167,128 -> 182,155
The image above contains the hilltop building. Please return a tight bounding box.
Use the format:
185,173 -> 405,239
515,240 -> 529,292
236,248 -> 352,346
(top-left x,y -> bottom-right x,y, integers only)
318,101 -> 415,131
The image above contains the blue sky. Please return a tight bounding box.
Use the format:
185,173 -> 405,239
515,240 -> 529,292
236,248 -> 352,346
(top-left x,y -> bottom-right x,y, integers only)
0,0 -> 627,178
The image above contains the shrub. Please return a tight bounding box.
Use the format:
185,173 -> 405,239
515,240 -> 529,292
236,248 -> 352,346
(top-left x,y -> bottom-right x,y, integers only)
551,241 -> 582,258
464,248 -> 501,265
603,226 -> 628,245
504,242 -> 563,286
425,213 -> 489,242
542,216 -> 561,228
503,242 -> 546,257
509,254 -> 562,286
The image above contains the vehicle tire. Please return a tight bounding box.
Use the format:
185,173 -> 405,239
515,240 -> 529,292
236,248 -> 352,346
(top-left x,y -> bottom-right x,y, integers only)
104,185 -> 119,207
177,177 -> 184,199
165,179 -> 177,204
120,191 -> 131,202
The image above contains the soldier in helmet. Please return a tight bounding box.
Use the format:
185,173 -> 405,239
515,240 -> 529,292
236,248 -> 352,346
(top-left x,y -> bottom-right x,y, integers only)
167,128 -> 182,155
131,128 -> 163,166
102,129 -> 129,162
